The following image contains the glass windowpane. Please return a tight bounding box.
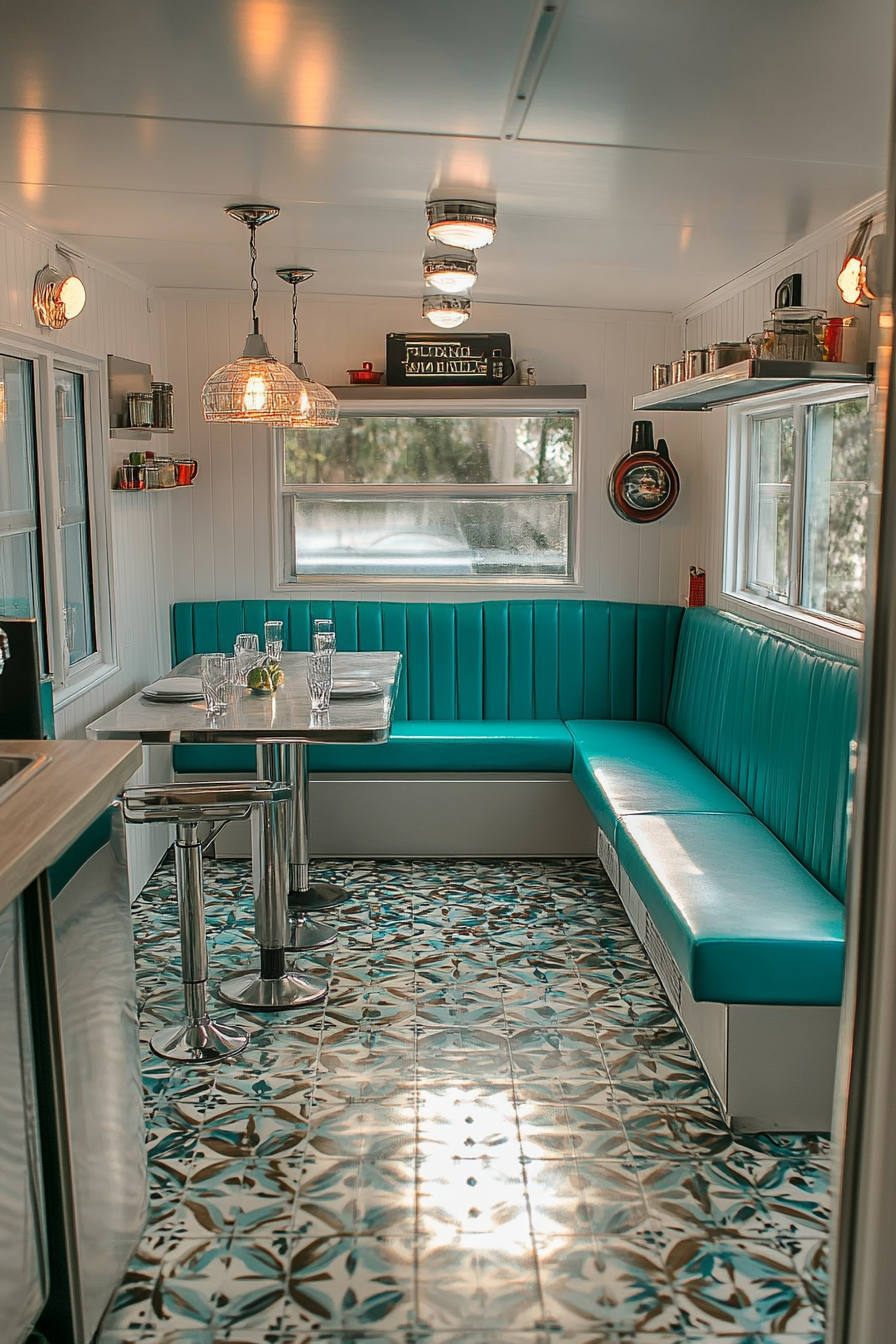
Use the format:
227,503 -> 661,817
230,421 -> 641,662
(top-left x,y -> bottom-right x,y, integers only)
0,356 -> 45,649
292,495 -> 571,577
55,370 -> 96,664
285,414 -> 575,486
802,397 -> 871,624
751,416 -> 794,597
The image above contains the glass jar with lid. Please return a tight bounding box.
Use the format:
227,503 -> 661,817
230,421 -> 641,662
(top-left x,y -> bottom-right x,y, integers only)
762,308 -> 826,361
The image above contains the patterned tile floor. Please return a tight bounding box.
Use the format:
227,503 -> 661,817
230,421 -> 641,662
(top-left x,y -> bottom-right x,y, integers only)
98,858 -> 831,1344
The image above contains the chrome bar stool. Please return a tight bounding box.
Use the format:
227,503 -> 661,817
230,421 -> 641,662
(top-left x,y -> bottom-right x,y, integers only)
121,780 -> 325,1059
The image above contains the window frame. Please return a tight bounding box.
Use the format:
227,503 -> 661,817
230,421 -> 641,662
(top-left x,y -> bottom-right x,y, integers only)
0,334 -> 117,705
272,394 -> 585,588
725,383 -> 873,638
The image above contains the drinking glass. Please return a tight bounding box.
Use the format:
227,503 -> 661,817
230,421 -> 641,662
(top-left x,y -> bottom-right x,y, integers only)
201,654 -> 229,714
235,632 -> 259,652
265,620 -> 284,662
306,652 -> 333,710
313,618 -> 336,654
234,645 -> 261,688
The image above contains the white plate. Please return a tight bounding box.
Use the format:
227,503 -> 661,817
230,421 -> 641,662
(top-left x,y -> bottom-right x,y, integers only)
141,689 -> 202,703
143,677 -> 203,696
330,679 -> 381,698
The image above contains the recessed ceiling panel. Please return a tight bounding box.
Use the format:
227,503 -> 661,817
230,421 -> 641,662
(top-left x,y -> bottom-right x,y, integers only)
525,0 -> 892,164
0,0 -> 529,136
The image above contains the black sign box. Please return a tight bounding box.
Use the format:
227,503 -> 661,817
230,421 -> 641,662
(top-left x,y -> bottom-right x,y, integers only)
385,333 -> 514,386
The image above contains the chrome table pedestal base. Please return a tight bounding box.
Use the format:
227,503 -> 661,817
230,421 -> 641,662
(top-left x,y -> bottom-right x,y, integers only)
287,911 -> 338,950
289,881 -> 351,910
151,1016 -> 248,1063
218,948 -> 327,1009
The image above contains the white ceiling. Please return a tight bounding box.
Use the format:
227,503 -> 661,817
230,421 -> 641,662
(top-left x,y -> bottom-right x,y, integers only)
0,0 -> 892,312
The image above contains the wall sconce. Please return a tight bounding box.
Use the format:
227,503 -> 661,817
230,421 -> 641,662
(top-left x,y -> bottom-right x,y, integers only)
33,254 -> 87,329
837,218 -> 875,306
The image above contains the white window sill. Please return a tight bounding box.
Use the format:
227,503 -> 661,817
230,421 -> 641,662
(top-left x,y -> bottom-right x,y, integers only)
53,660 -> 120,711
722,591 -> 864,653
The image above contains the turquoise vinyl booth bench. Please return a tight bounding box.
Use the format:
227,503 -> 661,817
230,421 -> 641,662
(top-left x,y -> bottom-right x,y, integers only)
170,599 -> 858,1131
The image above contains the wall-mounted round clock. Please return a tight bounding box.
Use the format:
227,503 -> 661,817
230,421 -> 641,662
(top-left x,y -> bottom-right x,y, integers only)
608,420 -> 680,524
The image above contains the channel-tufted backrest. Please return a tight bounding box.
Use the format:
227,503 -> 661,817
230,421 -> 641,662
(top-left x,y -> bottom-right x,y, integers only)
666,607 -> 859,901
171,599 -> 684,723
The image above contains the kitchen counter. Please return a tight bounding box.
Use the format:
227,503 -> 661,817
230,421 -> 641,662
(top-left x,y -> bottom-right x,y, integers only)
0,738 -> 142,913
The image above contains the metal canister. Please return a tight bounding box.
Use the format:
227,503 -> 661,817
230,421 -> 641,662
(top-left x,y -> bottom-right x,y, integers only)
671,359 -> 686,384
151,382 -> 175,431
684,348 -> 710,379
155,456 -> 176,487
709,342 -> 752,370
652,363 -> 671,390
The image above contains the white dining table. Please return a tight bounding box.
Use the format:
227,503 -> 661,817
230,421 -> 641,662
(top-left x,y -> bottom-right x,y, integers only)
87,650 -> 402,1008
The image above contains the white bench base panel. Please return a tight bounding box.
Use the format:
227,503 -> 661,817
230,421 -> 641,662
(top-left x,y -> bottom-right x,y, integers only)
601,829 -> 839,1134
178,772 -> 599,859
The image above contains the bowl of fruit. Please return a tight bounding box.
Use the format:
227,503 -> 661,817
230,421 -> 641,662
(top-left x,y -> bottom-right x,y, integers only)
247,658 -> 285,695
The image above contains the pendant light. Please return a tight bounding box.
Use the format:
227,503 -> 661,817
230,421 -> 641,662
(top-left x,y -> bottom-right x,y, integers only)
423,247 -> 478,294
426,198 -> 497,250
423,294 -> 471,329
276,267 -> 339,428
202,205 -> 307,425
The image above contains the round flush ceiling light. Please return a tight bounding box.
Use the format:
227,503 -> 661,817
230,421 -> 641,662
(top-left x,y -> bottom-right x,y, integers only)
423,249 -> 478,294
426,199 -> 497,250
33,264 -> 87,329
423,294 -> 471,329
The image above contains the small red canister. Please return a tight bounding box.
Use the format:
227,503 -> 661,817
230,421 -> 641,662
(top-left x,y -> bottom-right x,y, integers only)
347,362 -> 383,385
688,566 -> 706,607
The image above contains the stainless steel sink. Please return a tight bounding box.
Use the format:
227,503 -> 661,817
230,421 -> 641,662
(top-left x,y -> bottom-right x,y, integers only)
0,753 -> 48,807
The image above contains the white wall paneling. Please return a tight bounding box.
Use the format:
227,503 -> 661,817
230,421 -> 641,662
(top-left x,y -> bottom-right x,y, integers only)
0,202 -> 174,876
159,290 -> 691,606
660,193 -> 885,654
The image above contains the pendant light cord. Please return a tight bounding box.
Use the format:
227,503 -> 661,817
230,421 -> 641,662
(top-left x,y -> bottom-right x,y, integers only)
291,283 -> 300,364
249,223 -> 260,335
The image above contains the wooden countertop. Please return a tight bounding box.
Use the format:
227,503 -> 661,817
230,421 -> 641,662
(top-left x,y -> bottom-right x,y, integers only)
0,738 -> 142,913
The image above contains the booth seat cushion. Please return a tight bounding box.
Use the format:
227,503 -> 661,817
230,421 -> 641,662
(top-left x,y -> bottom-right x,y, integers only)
617,812 -> 845,1006
568,720 -> 749,842
174,721 -> 574,776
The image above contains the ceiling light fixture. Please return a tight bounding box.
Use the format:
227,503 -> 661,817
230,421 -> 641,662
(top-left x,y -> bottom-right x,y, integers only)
202,205 -> 306,425
837,217 -> 875,306
426,199 -> 497,251
33,250 -> 87,329
423,248 -> 478,294
276,267 -> 339,428
423,294 -> 471,329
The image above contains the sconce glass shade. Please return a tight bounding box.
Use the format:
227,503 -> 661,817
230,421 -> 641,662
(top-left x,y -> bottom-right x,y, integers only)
33,265 -> 87,329
423,294 -> 471,329
837,256 -> 867,306
426,200 -> 497,250
202,332 -> 307,425
424,250 -> 478,293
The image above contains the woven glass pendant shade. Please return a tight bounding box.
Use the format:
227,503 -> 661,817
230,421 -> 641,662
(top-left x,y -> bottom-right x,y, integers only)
202,332 -> 307,425
201,204 -> 309,426
276,267 -> 339,428
288,361 -> 339,427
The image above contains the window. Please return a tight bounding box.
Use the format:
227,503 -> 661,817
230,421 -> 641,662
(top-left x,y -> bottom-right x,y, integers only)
55,369 -> 97,666
728,390 -> 873,629
0,345 -> 113,698
0,355 -> 46,650
279,410 -> 579,581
